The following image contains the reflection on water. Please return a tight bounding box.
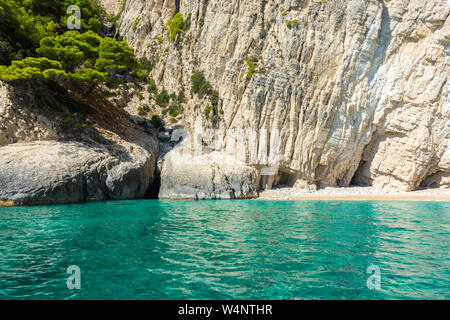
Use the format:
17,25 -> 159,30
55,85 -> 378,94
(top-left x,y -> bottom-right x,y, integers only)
0,200 -> 449,299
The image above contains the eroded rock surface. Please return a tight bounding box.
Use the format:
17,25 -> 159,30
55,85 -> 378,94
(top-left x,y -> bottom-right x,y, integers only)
115,0 -> 449,192
0,140 -> 155,205
0,82 -> 159,205
0,83 -> 57,145
158,135 -> 258,200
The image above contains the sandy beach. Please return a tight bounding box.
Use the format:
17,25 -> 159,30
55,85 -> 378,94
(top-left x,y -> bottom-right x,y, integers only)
258,186 -> 450,202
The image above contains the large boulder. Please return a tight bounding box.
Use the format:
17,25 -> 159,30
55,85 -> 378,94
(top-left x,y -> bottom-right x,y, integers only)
158,138 -> 258,200
0,139 -> 157,205
0,78 -> 160,206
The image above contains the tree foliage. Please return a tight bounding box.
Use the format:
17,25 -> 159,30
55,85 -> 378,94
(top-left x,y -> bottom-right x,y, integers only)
0,0 -> 56,55
69,68 -> 106,83
59,0 -> 102,32
0,57 -> 63,81
0,56 -> 109,83
95,37 -> 138,72
0,0 -> 140,84
0,0 -> 101,55
36,31 -> 102,70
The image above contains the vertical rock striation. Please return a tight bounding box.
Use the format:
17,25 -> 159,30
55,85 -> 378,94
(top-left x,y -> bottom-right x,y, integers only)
112,0 -> 449,195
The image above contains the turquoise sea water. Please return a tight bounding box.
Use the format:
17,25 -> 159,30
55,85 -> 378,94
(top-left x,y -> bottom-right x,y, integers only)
0,200 -> 449,300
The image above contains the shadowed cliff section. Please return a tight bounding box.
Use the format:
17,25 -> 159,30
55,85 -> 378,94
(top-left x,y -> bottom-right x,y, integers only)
0,81 -> 160,206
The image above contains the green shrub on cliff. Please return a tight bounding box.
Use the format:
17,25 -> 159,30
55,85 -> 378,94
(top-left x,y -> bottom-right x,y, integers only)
191,71 -> 212,98
286,20 -> 299,29
147,78 -> 158,95
166,13 -> 191,42
132,18 -> 141,31
210,90 -> 219,107
177,90 -> 186,104
138,104 -> 151,117
204,105 -> 213,119
150,115 -> 164,130
246,59 -> 257,78
191,71 -> 221,109
168,104 -> 182,118
166,13 -> 184,41
204,105 -> 221,120
156,89 -> 170,107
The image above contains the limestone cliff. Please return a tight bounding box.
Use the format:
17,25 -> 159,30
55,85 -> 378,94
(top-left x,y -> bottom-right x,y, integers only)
109,0 -> 449,194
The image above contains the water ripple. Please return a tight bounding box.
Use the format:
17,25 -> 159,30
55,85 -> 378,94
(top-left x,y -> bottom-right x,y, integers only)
0,200 -> 449,299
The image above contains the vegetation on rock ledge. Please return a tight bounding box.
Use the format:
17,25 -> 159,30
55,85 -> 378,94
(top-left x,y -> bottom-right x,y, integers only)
166,13 -> 191,42
0,0 -> 144,87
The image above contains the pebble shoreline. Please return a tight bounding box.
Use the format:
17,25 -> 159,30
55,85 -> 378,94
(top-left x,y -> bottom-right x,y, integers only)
257,186 -> 450,201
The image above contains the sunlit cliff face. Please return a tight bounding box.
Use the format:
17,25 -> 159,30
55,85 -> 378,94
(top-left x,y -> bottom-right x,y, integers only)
109,0 -> 449,191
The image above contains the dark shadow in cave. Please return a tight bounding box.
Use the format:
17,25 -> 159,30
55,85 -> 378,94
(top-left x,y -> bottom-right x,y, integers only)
350,160 -> 371,187
144,168 -> 161,199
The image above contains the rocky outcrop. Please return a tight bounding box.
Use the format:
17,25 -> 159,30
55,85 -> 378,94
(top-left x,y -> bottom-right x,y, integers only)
0,140 -> 155,205
158,133 -> 258,200
0,82 -> 58,145
0,81 -> 159,205
93,0 -> 126,17
113,0 -> 449,193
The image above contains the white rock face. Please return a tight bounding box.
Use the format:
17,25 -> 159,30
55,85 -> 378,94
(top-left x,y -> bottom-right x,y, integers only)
158,134 -> 258,199
113,0 -> 449,192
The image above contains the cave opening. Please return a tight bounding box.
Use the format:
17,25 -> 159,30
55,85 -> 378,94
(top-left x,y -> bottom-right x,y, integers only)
273,170 -> 297,188
350,160 -> 370,186
258,169 -> 297,190
144,169 -> 161,199
419,171 -> 448,189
